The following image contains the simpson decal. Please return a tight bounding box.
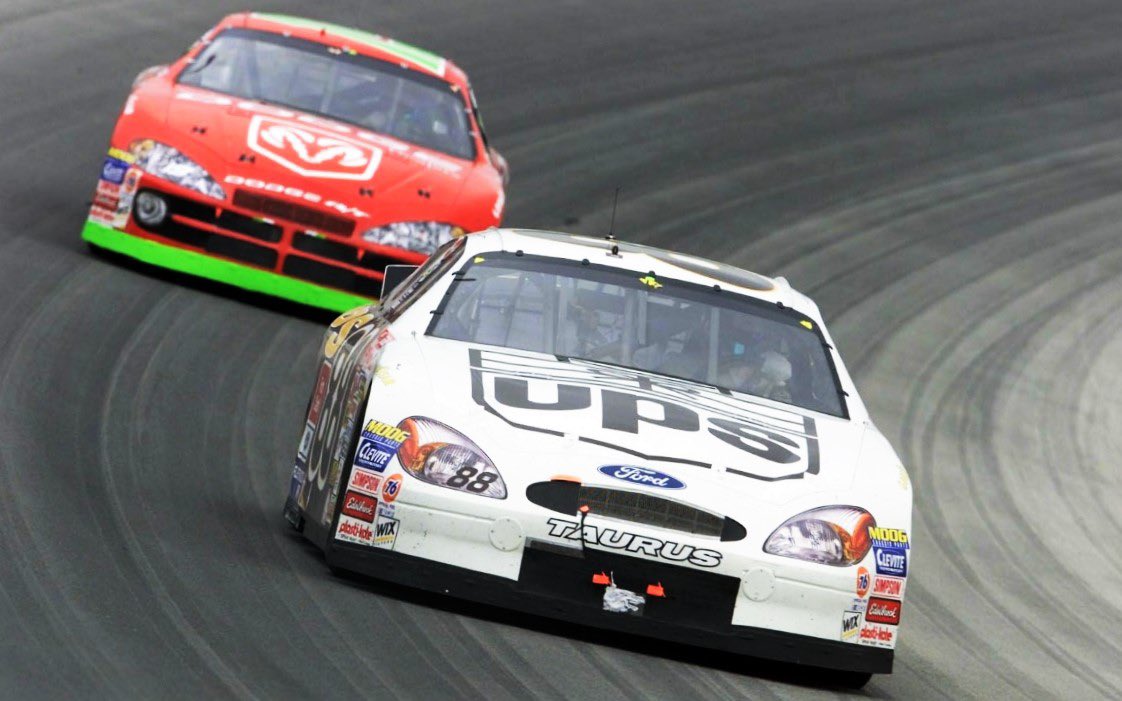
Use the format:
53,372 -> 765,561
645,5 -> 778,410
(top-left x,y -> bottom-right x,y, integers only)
546,518 -> 721,568
469,348 -> 819,481
349,467 -> 383,497
872,575 -> 906,599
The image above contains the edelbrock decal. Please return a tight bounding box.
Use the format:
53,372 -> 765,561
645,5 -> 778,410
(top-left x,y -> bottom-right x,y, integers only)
546,518 -> 721,568
469,348 -> 819,481
597,465 -> 685,490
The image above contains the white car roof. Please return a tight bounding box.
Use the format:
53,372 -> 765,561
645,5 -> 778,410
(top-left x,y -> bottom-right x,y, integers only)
459,228 -> 825,323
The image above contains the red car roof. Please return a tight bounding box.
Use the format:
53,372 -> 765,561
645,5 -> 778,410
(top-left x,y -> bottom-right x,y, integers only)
211,12 -> 470,87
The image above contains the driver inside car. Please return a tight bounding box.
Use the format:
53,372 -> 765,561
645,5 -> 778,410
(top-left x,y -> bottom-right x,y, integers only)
718,318 -> 794,403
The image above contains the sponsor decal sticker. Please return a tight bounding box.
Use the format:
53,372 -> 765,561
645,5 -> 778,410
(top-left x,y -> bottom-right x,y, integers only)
355,420 -> 408,472
867,526 -> 910,550
308,361 -> 332,426
849,597 -> 868,613
297,420 -> 315,462
247,115 -> 383,180
101,156 -> 129,185
858,622 -> 896,648
546,518 -> 722,568
872,575 -> 906,599
325,307 -> 376,359
373,514 -> 400,549
841,610 -> 861,641
874,546 -> 908,577
856,566 -> 871,597
349,467 -> 383,497
335,514 -> 375,545
865,597 -> 902,626
381,473 -> 403,503
107,147 -> 135,164
597,465 -> 685,490
223,175 -> 370,218
376,502 -> 395,519
341,489 -> 377,523
288,464 -> 306,499
468,348 -> 821,481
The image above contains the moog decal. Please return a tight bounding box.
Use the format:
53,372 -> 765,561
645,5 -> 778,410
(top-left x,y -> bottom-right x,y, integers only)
470,348 -> 819,481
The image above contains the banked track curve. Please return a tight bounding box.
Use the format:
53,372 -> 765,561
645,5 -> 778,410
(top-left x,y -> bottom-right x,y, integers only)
2,0 -> 1121,698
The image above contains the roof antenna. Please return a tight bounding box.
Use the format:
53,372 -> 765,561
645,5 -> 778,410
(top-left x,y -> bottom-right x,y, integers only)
606,186 -> 620,241
606,186 -> 621,256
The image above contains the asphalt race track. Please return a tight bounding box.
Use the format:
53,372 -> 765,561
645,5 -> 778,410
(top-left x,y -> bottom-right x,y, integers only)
2,1 -> 1121,698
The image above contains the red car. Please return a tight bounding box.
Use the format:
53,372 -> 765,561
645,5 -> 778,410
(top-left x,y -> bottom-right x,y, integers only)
83,12 -> 508,311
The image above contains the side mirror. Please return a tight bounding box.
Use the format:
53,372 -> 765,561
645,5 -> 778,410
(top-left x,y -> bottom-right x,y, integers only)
381,265 -> 420,300
488,147 -> 510,186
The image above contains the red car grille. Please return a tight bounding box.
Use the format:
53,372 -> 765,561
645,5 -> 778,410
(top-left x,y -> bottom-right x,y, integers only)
131,184 -> 419,299
232,189 -> 355,236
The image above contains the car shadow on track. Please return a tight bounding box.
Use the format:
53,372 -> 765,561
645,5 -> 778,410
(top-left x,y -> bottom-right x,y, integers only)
282,527 -> 873,693
86,243 -> 345,324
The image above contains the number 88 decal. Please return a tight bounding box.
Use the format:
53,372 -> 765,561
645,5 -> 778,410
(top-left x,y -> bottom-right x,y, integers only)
395,416 -> 508,499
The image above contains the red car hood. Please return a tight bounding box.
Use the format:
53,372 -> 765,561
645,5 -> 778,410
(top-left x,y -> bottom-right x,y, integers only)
132,83 -> 484,228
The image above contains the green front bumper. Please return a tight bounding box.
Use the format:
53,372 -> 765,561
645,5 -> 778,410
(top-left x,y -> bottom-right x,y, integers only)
81,221 -> 374,312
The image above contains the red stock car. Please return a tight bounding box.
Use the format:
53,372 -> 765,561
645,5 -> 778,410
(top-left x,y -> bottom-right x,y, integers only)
83,12 -> 508,311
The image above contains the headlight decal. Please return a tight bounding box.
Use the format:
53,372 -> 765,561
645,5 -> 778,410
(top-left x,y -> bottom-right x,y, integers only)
361,222 -> 465,255
129,139 -> 225,200
763,505 -> 875,566
396,416 -> 507,498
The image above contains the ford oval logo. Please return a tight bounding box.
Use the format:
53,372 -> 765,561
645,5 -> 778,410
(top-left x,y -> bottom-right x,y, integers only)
597,465 -> 685,490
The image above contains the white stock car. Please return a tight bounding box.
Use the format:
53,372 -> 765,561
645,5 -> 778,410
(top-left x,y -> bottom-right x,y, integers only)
283,229 -> 913,687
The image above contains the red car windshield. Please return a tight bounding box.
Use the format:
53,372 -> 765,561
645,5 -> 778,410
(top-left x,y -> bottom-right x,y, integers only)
178,28 -> 475,160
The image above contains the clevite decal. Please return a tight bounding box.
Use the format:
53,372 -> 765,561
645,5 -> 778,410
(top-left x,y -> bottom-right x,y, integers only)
469,348 -> 820,481
545,518 -> 722,568
874,546 -> 908,577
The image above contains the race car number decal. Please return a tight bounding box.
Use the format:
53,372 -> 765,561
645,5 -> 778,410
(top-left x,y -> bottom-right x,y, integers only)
469,348 -> 819,481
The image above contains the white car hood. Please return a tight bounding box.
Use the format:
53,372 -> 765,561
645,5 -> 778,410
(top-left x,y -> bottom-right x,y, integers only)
376,337 -> 868,513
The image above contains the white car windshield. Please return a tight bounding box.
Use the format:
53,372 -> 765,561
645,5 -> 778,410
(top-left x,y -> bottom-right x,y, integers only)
178,28 -> 475,159
429,252 -> 847,417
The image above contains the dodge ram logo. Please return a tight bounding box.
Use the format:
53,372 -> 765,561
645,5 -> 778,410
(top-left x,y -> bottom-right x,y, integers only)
247,115 -> 382,180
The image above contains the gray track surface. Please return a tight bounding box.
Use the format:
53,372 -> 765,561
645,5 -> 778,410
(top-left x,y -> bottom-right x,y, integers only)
2,1 -> 1120,698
